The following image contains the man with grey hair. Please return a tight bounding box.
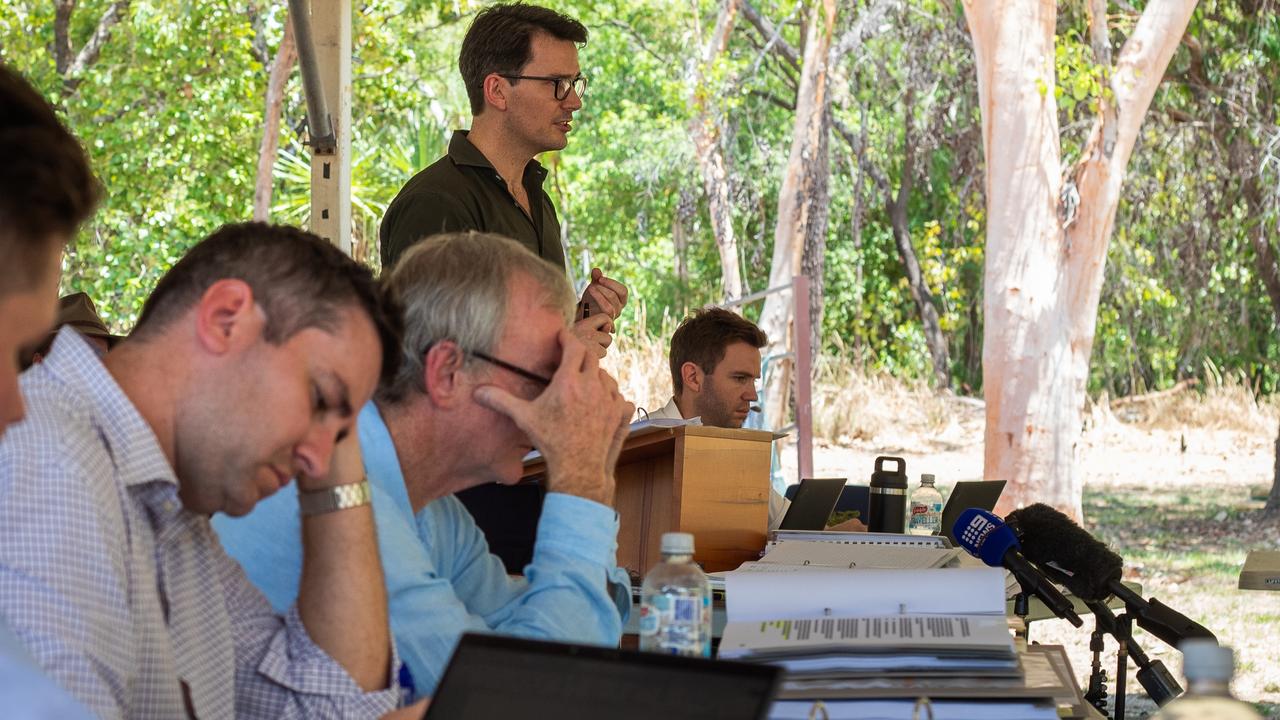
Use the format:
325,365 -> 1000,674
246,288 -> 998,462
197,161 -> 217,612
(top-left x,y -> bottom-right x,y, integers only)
215,231 -> 635,699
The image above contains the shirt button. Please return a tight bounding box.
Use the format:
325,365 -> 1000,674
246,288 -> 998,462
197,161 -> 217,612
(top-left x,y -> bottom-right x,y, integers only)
164,500 -> 177,514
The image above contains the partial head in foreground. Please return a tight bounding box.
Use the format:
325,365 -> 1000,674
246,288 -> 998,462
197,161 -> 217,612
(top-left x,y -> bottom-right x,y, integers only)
0,63 -> 100,438
380,231 -> 574,491
669,307 -> 767,428
124,222 -> 403,516
460,3 -> 587,153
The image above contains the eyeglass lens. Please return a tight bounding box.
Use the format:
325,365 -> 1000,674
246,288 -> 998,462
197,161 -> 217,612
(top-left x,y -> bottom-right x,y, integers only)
556,76 -> 587,100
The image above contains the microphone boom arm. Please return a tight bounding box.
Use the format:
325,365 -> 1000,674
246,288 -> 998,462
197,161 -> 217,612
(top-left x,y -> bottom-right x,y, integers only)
1107,582 -> 1217,648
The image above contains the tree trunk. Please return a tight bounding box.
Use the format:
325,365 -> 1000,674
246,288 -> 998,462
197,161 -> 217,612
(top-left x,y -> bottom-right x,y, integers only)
800,102 -> 832,356
254,12 -> 297,221
688,0 -> 744,301
963,0 -> 1198,518
1268,419 -> 1280,515
673,186 -> 694,288
759,0 -> 837,428
878,94 -> 951,391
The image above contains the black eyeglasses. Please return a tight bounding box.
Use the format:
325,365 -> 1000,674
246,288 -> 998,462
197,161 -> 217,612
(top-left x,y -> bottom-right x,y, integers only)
498,73 -> 587,101
421,343 -> 553,388
470,350 -> 553,388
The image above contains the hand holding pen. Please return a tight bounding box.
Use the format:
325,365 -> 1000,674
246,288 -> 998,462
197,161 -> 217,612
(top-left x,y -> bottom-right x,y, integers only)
572,267 -> 628,358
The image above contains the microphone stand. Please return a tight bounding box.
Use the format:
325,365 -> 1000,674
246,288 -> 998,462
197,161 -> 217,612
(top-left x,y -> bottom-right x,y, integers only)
1083,621 -> 1109,715
1085,599 -> 1183,718
1011,590 -> 1030,640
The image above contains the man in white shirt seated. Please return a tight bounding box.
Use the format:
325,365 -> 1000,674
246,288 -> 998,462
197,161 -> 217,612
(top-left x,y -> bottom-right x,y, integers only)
650,308 -> 865,532
215,232 -> 635,699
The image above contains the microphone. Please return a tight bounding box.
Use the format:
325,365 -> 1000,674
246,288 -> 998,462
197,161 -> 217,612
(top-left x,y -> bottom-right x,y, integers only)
1007,503 -> 1217,648
953,508 -> 1083,627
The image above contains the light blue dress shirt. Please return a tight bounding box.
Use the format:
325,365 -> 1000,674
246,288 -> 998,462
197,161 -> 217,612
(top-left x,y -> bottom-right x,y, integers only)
215,402 -> 630,696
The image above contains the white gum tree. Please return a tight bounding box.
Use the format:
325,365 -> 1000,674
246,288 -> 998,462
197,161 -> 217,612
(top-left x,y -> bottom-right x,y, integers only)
963,0 -> 1199,517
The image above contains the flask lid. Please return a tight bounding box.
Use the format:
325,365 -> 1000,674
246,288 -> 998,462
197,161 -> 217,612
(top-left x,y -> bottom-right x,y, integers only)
1180,640 -> 1233,683
661,532 -> 696,555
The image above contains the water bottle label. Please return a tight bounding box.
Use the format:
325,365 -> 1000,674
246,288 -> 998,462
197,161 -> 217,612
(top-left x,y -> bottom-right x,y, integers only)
638,603 -> 659,635
673,596 -> 699,623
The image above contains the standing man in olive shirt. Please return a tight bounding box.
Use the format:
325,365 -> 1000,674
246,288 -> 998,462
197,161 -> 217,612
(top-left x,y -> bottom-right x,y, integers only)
380,4 -> 628,569
380,3 -> 627,359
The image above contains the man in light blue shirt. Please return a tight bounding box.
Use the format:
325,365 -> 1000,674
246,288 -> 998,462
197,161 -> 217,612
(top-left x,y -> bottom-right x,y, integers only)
216,231 -> 635,697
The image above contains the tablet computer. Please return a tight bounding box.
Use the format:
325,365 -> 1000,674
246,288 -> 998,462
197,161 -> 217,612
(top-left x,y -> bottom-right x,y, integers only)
778,477 -> 848,531
940,480 -> 1008,542
423,633 -> 779,720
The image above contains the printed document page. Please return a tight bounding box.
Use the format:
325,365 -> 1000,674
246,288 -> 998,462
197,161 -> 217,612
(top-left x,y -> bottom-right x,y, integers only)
720,615 -> 1015,660
724,567 -> 1006,621
759,542 -> 960,570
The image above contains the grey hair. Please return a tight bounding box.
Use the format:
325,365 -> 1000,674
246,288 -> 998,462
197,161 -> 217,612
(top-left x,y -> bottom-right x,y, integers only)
377,231 -> 575,404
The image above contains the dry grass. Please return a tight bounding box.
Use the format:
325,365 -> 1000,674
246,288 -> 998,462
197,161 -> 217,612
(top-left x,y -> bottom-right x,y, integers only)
809,354 -> 960,444
1105,371 -> 1280,434
602,304 -> 683,417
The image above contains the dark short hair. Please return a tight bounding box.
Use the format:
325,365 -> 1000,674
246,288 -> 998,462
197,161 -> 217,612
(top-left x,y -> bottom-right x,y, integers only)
670,307 -> 768,395
0,63 -> 101,295
133,222 -> 404,386
459,3 -> 587,115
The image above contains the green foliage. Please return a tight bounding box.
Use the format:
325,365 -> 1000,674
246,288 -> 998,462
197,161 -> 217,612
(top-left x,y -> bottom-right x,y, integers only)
1,0 -> 1275,401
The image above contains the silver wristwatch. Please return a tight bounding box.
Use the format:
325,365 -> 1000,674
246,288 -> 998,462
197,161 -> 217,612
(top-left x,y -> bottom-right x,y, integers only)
298,480 -> 372,517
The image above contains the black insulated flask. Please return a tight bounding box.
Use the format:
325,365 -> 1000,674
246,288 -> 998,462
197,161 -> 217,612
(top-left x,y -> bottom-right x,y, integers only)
868,456 -> 908,533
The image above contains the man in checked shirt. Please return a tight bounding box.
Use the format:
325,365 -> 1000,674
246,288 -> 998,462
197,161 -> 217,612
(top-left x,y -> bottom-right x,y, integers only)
0,221 -> 426,718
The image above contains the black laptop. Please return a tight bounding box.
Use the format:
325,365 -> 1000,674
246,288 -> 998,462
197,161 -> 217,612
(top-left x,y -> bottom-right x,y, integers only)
424,633 -> 780,720
778,477 -> 848,530
939,479 -> 1008,543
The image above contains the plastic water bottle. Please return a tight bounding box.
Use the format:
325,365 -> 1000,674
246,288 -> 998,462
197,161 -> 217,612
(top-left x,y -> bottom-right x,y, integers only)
907,474 -> 945,536
639,532 -> 711,657
1151,641 -> 1262,719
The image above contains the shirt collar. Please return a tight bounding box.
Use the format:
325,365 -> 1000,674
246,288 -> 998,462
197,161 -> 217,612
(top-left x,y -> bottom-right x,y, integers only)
661,396 -> 683,418
41,327 -> 178,491
357,402 -> 414,521
448,130 -> 548,185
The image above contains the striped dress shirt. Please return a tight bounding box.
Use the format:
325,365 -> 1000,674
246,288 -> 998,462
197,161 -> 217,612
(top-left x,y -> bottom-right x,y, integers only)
0,329 -> 401,719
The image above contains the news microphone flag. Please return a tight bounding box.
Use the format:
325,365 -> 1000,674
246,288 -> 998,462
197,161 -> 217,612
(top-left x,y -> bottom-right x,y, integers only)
952,508 -> 1083,627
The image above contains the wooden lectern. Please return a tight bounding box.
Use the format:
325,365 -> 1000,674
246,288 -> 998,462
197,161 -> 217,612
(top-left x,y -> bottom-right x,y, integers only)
522,424 -> 774,576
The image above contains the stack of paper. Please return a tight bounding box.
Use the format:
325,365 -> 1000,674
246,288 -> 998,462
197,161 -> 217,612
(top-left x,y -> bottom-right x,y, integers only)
719,614 -> 1019,675
716,567 -> 1065,720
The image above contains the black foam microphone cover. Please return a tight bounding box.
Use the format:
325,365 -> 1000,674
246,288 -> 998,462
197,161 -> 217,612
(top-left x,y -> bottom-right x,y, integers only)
1006,503 -> 1122,601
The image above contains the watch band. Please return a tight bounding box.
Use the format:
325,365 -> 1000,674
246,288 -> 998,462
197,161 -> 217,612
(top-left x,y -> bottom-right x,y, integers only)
299,480 -> 372,517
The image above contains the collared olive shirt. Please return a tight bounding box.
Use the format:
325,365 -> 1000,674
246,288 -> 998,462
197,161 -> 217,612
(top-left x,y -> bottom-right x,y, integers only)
379,130 -> 565,270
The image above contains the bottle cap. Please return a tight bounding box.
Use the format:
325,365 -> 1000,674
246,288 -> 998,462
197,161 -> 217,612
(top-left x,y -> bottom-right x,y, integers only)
660,532 -> 696,555
1180,640 -> 1233,683
921,474 -> 936,485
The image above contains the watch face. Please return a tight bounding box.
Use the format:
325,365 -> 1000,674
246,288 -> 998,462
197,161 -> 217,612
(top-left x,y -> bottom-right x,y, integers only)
300,481 -> 371,516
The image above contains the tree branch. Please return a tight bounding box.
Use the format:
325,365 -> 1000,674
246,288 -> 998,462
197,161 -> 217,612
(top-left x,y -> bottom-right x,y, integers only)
602,18 -> 668,66
54,0 -> 75,76
1087,0 -> 1117,158
63,1 -> 131,92
740,0 -> 801,72
829,0 -> 898,61
749,88 -> 796,112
